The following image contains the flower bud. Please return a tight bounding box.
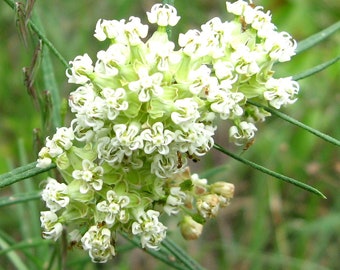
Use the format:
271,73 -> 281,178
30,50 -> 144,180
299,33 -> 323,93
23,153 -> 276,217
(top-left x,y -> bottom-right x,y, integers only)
196,194 -> 220,219
180,216 -> 203,240
210,181 -> 235,199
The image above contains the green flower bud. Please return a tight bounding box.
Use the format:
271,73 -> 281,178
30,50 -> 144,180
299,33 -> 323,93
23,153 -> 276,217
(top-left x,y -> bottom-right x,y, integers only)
55,152 -> 70,170
67,180 -> 94,202
180,215 -> 203,240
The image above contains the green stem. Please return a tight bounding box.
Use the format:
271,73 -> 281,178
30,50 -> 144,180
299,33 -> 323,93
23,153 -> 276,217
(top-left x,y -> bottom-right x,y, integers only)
162,0 -> 175,39
162,0 -> 175,4
213,144 -> 326,199
247,101 -> 340,147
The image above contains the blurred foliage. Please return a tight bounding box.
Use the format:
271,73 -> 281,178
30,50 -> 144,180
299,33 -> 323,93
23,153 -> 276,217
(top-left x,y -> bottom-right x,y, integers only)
0,0 -> 339,269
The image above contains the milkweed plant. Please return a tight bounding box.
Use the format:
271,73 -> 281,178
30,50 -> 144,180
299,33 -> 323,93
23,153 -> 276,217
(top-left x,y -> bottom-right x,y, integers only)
36,0 -> 300,262
1,0 -> 339,268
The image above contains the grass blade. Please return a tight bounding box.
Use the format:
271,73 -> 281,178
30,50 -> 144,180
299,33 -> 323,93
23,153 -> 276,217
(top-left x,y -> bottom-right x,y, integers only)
247,101 -> 340,147
31,11 -> 62,128
0,233 -> 29,270
0,162 -> 56,189
41,46 -> 62,127
293,55 -> 340,81
0,238 -> 51,256
213,144 -> 326,199
296,20 -> 340,54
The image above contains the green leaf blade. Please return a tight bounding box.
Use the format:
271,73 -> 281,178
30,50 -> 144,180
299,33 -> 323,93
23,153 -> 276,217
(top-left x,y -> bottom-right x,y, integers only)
0,162 -> 56,189
296,20 -> 340,54
247,101 -> 340,147
293,55 -> 340,81
213,144 -> 326,199
0,191 -> 41,208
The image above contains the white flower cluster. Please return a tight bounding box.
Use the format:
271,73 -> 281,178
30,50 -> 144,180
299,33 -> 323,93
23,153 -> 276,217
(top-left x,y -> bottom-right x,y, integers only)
38,1 -> 298,263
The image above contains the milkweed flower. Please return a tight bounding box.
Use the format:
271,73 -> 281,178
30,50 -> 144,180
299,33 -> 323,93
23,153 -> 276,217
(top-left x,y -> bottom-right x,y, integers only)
38,0 -> 299,263
40,211 -> 63,241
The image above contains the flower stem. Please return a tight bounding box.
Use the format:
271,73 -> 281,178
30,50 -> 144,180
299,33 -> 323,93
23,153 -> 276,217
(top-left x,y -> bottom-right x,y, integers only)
162,0 -> 175,39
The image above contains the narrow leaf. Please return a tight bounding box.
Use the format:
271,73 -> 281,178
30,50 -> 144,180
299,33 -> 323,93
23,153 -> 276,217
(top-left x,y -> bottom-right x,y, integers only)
0,191 -> 41,207
296,20 -> 340,54
162,238 -> 206,270
213,144 -> 326,199
293,55 -> 340,81
0,162 -> 56,189
247,101 -> 340,147
121,233 -> 188,270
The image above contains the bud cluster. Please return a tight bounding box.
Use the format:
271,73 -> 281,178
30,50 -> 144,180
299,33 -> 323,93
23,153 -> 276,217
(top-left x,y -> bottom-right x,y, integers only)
37,0 -> 298,263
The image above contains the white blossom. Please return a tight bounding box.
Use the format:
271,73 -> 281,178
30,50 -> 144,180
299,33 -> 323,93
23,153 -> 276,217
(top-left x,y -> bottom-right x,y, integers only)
101,87 -> 129,120
72,159 -> 104,193
264,77 -> 299,109
94,19 -> 127,43
229,121 -> 257,146
208,88 -> 244,120
66,54 -> 93,84
128,67 -> 164,102
40,211 -> 63,241
113,122 -> 143,152
36,147 -> 52,168
147,4 -> 180,27
96,190 -> 130,226
151,152 -> 185,178
132,210 -> 167,249
41,177 -> 69,212
125,16 -> 149,45
164,187 -> 186,215
264,31 -> 297,62
81,225 -> 116,263
171,98 -> 200,126
146,40 -> 181,72
140,122 -> 175,155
